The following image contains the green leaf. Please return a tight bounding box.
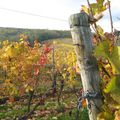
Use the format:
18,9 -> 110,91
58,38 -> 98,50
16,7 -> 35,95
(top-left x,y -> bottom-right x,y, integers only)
96,0 -> 105,5
91,3 -> 99,15
81,5 -> 89,14
94,40 -> 110,58
110,46 -> 120,74
97,111 -> 114,120
104,76 -> 118,93
90,2 -> 106,15
94,40 -> 120,74
104,75 -> 120,103
111,90 -> 120,104
97,25 -> 104,36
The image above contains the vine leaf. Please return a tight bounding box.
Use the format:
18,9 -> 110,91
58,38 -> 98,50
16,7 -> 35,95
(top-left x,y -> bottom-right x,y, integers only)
81,5 -> 89,14
96,0 -> 105,6
103,68 -> 120,104
90,3 -> 106,15
81,0 -> 106,16
94,40 -> 120,74
97,111 -> 114,120
104,76 -> 120,93
97,25 -> 104,36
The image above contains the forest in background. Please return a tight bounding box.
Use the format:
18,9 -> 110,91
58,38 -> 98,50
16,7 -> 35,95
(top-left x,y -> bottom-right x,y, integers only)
0,27 -> 71,44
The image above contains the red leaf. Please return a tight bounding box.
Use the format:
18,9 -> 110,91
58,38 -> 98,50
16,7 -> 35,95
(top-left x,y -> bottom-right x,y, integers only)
34,68 -> 39,76
43,44 -> 52,54
9,96 -> 14,103
39,55 -> 47,65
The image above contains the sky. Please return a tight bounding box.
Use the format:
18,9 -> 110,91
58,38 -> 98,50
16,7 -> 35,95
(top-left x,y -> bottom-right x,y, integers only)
0,0 -> 120,32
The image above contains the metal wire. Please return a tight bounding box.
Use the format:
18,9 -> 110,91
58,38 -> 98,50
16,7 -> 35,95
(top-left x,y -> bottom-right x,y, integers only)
0,7 -> 67,22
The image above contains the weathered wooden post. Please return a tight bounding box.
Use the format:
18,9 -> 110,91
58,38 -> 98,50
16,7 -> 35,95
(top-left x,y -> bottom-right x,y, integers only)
69,11 -> 103,120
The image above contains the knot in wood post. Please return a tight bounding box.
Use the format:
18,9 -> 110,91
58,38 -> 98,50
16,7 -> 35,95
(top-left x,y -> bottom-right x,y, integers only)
69,12 -> 93,58
69,12 -> 103,120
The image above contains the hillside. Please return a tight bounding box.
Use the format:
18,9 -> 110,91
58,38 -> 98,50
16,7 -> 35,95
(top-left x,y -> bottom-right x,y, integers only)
0,27 -> 71,44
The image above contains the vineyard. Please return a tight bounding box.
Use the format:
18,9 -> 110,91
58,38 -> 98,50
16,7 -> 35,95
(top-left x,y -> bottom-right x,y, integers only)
0,37 -> 88,120
0,0 -> 120,120
0,35 -> 120,120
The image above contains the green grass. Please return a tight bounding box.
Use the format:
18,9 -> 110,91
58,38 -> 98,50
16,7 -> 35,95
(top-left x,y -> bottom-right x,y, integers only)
0,100 -> 89,120
35,108 -> 89,120
0,104 -> 28,119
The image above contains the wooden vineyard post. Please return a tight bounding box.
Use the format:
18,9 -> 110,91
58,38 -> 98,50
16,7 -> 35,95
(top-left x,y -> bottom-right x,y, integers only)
69,11 -> 103,120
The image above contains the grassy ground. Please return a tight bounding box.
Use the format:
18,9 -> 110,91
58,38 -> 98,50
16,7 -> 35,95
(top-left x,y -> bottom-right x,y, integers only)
0,104 -> 89,120
0,92 -> 89,120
